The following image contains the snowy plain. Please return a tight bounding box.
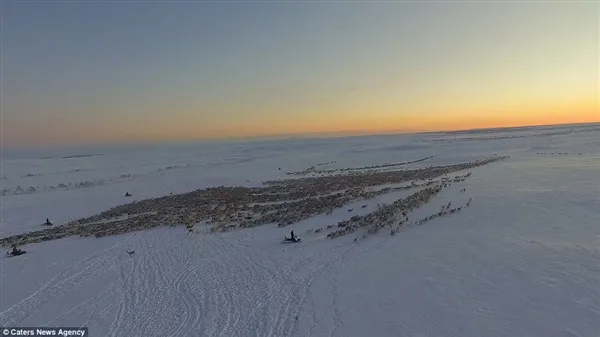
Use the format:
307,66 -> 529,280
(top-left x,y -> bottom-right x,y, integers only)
1,123 -> 599,337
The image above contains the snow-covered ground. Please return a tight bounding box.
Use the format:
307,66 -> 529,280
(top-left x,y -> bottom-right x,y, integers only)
1,123 -> 599,337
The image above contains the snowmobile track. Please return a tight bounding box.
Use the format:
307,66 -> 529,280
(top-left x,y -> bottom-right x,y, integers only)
0,234 -> 135,327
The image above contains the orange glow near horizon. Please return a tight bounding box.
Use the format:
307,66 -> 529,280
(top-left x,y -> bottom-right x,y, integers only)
33,112 -> 600,147
3,100 -> 598,148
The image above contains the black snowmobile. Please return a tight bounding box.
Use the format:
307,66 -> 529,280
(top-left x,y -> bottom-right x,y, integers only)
282,230 -> 301,243
282,237 -> 301,243
7,246 -> 26,257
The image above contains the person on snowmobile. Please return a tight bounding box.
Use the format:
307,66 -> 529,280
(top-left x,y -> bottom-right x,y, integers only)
45,218 -> 53,226
290,230 -> 295,241
10,244 -> 22,255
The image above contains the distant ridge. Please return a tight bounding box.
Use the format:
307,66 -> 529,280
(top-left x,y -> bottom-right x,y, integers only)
416,122 -> 599,136
40,153 -> 105,160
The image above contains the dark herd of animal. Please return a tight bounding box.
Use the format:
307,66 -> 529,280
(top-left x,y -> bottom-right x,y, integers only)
1,155 -> 509,252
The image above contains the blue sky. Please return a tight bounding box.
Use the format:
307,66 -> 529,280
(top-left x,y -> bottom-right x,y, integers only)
2,0 -> 598,148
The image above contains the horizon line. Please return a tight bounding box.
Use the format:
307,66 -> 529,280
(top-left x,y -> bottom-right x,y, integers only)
1,120 -> 598,153
201,120 -> 600,141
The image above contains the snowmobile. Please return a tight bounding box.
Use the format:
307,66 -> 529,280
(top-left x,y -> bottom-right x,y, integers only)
6,247 -> 26,257
281,236 -> 302,244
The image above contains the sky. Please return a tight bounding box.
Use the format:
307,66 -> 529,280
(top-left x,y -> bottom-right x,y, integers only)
1,0 -> 598,148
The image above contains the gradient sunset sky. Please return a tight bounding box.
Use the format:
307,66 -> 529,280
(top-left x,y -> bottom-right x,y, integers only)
2,0 -> 598,148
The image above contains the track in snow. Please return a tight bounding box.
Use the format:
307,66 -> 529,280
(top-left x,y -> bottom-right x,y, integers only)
0,222 -> 365,337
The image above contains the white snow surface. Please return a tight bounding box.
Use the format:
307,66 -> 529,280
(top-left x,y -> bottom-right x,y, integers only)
1,123 -> 599,337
